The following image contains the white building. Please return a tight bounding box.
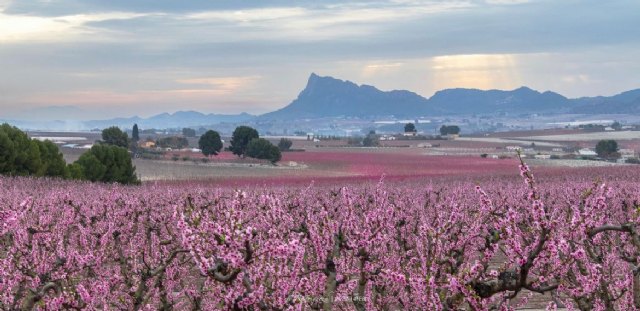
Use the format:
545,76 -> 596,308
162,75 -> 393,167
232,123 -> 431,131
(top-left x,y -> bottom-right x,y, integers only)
619,149 -> 636,159
578,148 -> 597,157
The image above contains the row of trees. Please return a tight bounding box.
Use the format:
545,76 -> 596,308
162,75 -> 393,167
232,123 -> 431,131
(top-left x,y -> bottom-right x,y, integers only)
0,124 -> 139,184
131,123 -> 283,164
197,126 -> 282,163
0,122 -> 286,184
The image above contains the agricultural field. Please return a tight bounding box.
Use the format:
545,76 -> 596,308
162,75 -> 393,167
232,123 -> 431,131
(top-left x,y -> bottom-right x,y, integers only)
1,159 -> 640,309
46,127 -> 639,186
9,128 -> 637,310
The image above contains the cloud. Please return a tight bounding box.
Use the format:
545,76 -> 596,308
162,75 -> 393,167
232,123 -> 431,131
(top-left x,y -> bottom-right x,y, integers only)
485,0 -> 530,4
1,0 -> 639,119
176,76 -> 262,95
429,54 -> 522,90
0,11 -> 152,42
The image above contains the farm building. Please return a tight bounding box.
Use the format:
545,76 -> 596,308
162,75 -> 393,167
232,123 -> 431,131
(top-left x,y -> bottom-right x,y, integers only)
578,148 -> 597,157
619,149 -> 637,158
139,141 -> 156,148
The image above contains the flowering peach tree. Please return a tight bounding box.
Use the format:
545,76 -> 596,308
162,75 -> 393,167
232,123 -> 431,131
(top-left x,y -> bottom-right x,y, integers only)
0,158 -> 639,310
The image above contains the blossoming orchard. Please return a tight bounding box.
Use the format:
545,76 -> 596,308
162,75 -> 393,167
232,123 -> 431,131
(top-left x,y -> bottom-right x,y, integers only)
1,156 -> 639,310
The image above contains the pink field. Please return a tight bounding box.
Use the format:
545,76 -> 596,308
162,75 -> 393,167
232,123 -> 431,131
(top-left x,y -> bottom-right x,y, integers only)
281,151 -> 517,177
152,150 -> 523,187
3,163 -> 640,310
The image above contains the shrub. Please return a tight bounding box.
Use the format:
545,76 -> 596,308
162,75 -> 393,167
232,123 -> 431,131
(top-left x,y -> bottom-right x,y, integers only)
278,138 -> 293,151
156,136 -> 189,149
626,157 -> 640,164
246,138 -> 281,163
72,144 -> 139,184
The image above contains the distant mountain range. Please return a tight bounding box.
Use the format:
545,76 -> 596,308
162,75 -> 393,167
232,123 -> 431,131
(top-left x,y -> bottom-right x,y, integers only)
5,73 -> 640,131
1,111 -> 255,131
261,73 -> 640,119
85,111 -> 254,129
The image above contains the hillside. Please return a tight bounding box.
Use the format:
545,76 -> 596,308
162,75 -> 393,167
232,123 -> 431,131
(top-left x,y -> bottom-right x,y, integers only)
261,73 -> 640,119
260,73 -> 433,119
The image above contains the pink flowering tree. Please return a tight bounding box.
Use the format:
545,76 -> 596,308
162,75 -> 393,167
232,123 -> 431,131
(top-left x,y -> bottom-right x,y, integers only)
1,157 -> 639,310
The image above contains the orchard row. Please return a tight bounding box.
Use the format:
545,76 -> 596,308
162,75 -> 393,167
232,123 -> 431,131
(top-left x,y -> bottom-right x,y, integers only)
0,161 -> 639,310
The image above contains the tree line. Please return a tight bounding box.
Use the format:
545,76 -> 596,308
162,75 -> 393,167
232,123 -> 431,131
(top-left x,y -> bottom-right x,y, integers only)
0,123 -> 287,185
0,123 -> 139,184
198,125 -> 282,163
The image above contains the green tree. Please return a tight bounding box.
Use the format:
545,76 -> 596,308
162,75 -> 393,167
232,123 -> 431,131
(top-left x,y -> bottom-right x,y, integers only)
230,126 -> 259,157
132,124 -> 140,142
440,125 -> 461,136
102,126 -> 130,148
182,128 -> 197,137
363,131 -> 379,147
404,123 -> 416,133
1,123 -> 41,175
611,121 -> 622,131
278,138 -> 293,151
246,138 -> 281,163
0,123 -> 68,178
595,140 -> 619,159
36,140 -> 67,177
73,144 -> 138,184
198,130 -> 223,157
66,163 -> 84,180
0,130 -> 17,173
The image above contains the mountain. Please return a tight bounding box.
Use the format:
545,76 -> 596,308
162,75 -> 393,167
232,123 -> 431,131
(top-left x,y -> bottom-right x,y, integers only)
570,89 -> 640,114
261,73 -> 640,119
260,73 -> 432,119
427,87 -> 571,114
85,111 -> 255,129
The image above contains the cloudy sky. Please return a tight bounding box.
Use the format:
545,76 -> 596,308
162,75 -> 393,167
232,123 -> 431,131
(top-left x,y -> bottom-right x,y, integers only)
1,0 -> 639,120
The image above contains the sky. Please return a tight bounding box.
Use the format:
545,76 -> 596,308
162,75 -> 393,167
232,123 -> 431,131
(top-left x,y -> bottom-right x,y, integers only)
1,0 -> 639,120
